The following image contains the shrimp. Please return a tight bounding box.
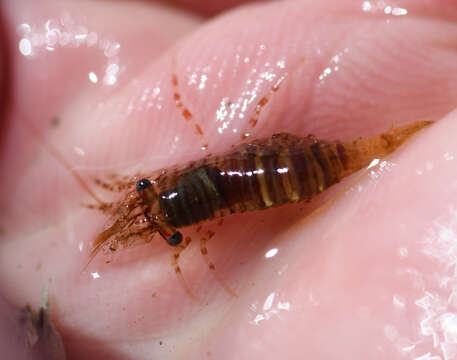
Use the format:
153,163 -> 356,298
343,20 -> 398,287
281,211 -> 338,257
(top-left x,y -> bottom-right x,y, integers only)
88,120 -> 432,297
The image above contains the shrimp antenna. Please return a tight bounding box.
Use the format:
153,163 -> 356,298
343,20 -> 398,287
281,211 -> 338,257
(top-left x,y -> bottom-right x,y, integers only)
20,114 -> 106,207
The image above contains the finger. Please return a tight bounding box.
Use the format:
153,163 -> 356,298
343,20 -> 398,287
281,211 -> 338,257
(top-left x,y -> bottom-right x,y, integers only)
1,0 -> 457,359
156,0 -> 270,17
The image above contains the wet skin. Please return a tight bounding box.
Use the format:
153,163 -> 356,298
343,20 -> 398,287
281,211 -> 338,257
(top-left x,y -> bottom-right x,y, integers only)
1,0 -> 457,359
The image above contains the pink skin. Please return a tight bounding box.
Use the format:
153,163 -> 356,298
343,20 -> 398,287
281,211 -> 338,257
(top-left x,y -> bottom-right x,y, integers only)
1,0 -> 457,359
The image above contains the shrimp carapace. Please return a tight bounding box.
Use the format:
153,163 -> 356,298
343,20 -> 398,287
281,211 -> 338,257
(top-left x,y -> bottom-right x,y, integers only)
91,120 -> 432,255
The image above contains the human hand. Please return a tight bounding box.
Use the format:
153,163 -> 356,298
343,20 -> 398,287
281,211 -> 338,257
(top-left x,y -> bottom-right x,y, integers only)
1,1 -> 457,359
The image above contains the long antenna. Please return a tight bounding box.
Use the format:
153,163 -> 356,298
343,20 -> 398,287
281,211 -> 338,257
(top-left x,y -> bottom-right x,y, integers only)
21,114 -> 106,206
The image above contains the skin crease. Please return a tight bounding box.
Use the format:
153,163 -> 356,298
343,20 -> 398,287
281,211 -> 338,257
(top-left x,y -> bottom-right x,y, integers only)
1,0 -> 457,359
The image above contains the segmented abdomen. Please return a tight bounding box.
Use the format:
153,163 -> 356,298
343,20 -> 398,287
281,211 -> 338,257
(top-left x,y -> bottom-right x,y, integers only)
158,133 -> 347,228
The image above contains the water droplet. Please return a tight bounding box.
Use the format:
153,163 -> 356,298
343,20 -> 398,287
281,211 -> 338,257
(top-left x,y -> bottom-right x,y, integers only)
392,7 -> 408,16
17,23 -> 31,36
265,248 -> 279,258
362,1 -> 372,12
88,72 -> 98,83
19,38 -> 32,56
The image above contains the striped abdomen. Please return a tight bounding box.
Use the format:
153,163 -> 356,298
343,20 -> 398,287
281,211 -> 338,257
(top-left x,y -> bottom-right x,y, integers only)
158,133 -> 348,228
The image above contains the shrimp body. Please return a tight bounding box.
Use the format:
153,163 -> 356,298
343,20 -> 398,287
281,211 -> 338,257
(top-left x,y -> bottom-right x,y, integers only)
154,133 -> 345,228
133,121 -> 431,246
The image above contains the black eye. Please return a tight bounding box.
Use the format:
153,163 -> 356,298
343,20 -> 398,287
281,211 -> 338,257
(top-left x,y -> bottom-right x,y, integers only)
168,232 -> 183,246
136,178 -> 152,193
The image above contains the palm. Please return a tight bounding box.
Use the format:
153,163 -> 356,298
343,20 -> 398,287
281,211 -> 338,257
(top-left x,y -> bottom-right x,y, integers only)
1,1 -> 457,359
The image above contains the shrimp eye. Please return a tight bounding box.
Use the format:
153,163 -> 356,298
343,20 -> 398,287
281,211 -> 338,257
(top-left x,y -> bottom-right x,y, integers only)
136,178 -> 152,194
168,232 -> 183,246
